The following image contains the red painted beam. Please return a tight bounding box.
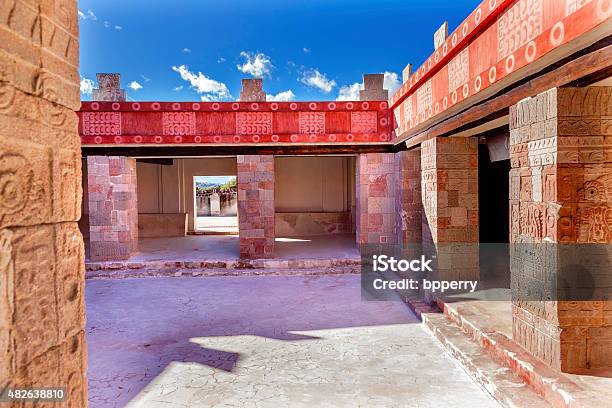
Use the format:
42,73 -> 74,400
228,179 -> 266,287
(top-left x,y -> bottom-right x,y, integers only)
79,101 -> 392,146
391,0 -> 611,139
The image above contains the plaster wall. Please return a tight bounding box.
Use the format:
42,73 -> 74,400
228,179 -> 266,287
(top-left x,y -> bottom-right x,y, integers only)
135,156 -> 355,235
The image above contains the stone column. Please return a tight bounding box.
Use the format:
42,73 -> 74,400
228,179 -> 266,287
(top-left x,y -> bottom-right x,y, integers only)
87,156 -> 138,261
0,0 -> 87,403
359,74 -> 388,101
395,148 -> 423,246
239,78 -> 266,102
209,193 -> 221,216
237,155 -> 275,258
355,74 -> 394,248
92,73 -> 126,102
421,137 -> 479,285
356,153 -> 396,247
509,87 -> 612,372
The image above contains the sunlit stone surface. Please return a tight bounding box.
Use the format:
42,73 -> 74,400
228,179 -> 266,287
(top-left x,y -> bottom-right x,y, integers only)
87,274 -> 498,407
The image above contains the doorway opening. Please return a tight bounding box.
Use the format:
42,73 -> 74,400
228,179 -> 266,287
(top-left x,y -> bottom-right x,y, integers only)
194,175 -> 238,234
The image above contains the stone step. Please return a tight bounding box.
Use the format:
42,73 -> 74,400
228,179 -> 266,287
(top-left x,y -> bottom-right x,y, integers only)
85,259 -> 360,279
439,301 -> 610,408
423,312 -> 552,408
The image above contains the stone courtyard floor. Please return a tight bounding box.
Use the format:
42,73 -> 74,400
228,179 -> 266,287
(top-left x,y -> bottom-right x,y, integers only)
86,274 -> 500,407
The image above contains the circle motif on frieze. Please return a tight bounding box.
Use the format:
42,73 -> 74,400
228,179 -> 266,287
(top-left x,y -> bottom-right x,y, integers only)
488,66 -> 497,83
172,102 -> 181,111
132,102 -> 140,110
505,55 -> 515,73
550,22 -> 565,47
232,103 -> 239,110
328,102 -> 336,110
290,103 -> 298,110
525,41 -> 537,62
271,103 -> 279,111
152,102 -> 160,110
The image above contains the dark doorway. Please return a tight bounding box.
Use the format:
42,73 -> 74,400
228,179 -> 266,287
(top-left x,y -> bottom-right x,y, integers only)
478,143 -> 510,243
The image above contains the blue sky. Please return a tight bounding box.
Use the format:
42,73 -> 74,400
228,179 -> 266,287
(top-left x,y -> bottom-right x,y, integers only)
78,0 -> 481,102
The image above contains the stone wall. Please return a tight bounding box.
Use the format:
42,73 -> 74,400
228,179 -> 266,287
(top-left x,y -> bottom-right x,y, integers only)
138,213 -> 187,238
395,148 -> 422,246
87,156 -> 138,261
237,155 -> 275,258
275,212 -> 351,237
355,153 -> 396,246
509,87 -> 612,372
421,137 -> 479,285
0,0 -> 87,404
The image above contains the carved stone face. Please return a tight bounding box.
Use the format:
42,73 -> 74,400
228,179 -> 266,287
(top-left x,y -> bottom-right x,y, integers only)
0,154 -> 32,216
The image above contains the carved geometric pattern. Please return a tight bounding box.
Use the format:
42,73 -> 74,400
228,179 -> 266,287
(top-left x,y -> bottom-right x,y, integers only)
82,112 -> 121,136
403,97 -> 413,124
416,80 -> 432,115
565,0 -> 592,16
299,112 -> 325,134
448,47 -> 469,92
162,112 -> 196,136
350,111 -> 377,134
236,112 -> 272,135
497,0 -> 543,60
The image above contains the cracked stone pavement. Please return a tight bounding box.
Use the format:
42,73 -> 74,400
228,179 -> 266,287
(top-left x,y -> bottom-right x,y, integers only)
86,274 -> 500,407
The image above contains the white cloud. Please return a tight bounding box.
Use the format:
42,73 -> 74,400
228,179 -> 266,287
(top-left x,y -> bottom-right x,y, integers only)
336,82 -> 362,101
303,47 -> 310,53
237,51 -> 273,78
171,64 -> 231,101
217,57 -> 226,64
103,20 -> 110,28
141,75 -> 150,82
128,81 -> 143,91
266,90 -> 296,102
182,48 -> 191,53
173,85 -> 183,92
115,25 -> 122,30
299,69 -> 336,94
78,9 -> 96,21
383,71 -> 401,97
80,76 -> 95,95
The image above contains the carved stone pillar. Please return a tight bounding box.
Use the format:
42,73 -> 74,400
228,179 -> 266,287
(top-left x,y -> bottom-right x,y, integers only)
87,156 -> 138,261
509,87 -> 612,372
237,155 -> 275,258
0,0 -> 87,403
